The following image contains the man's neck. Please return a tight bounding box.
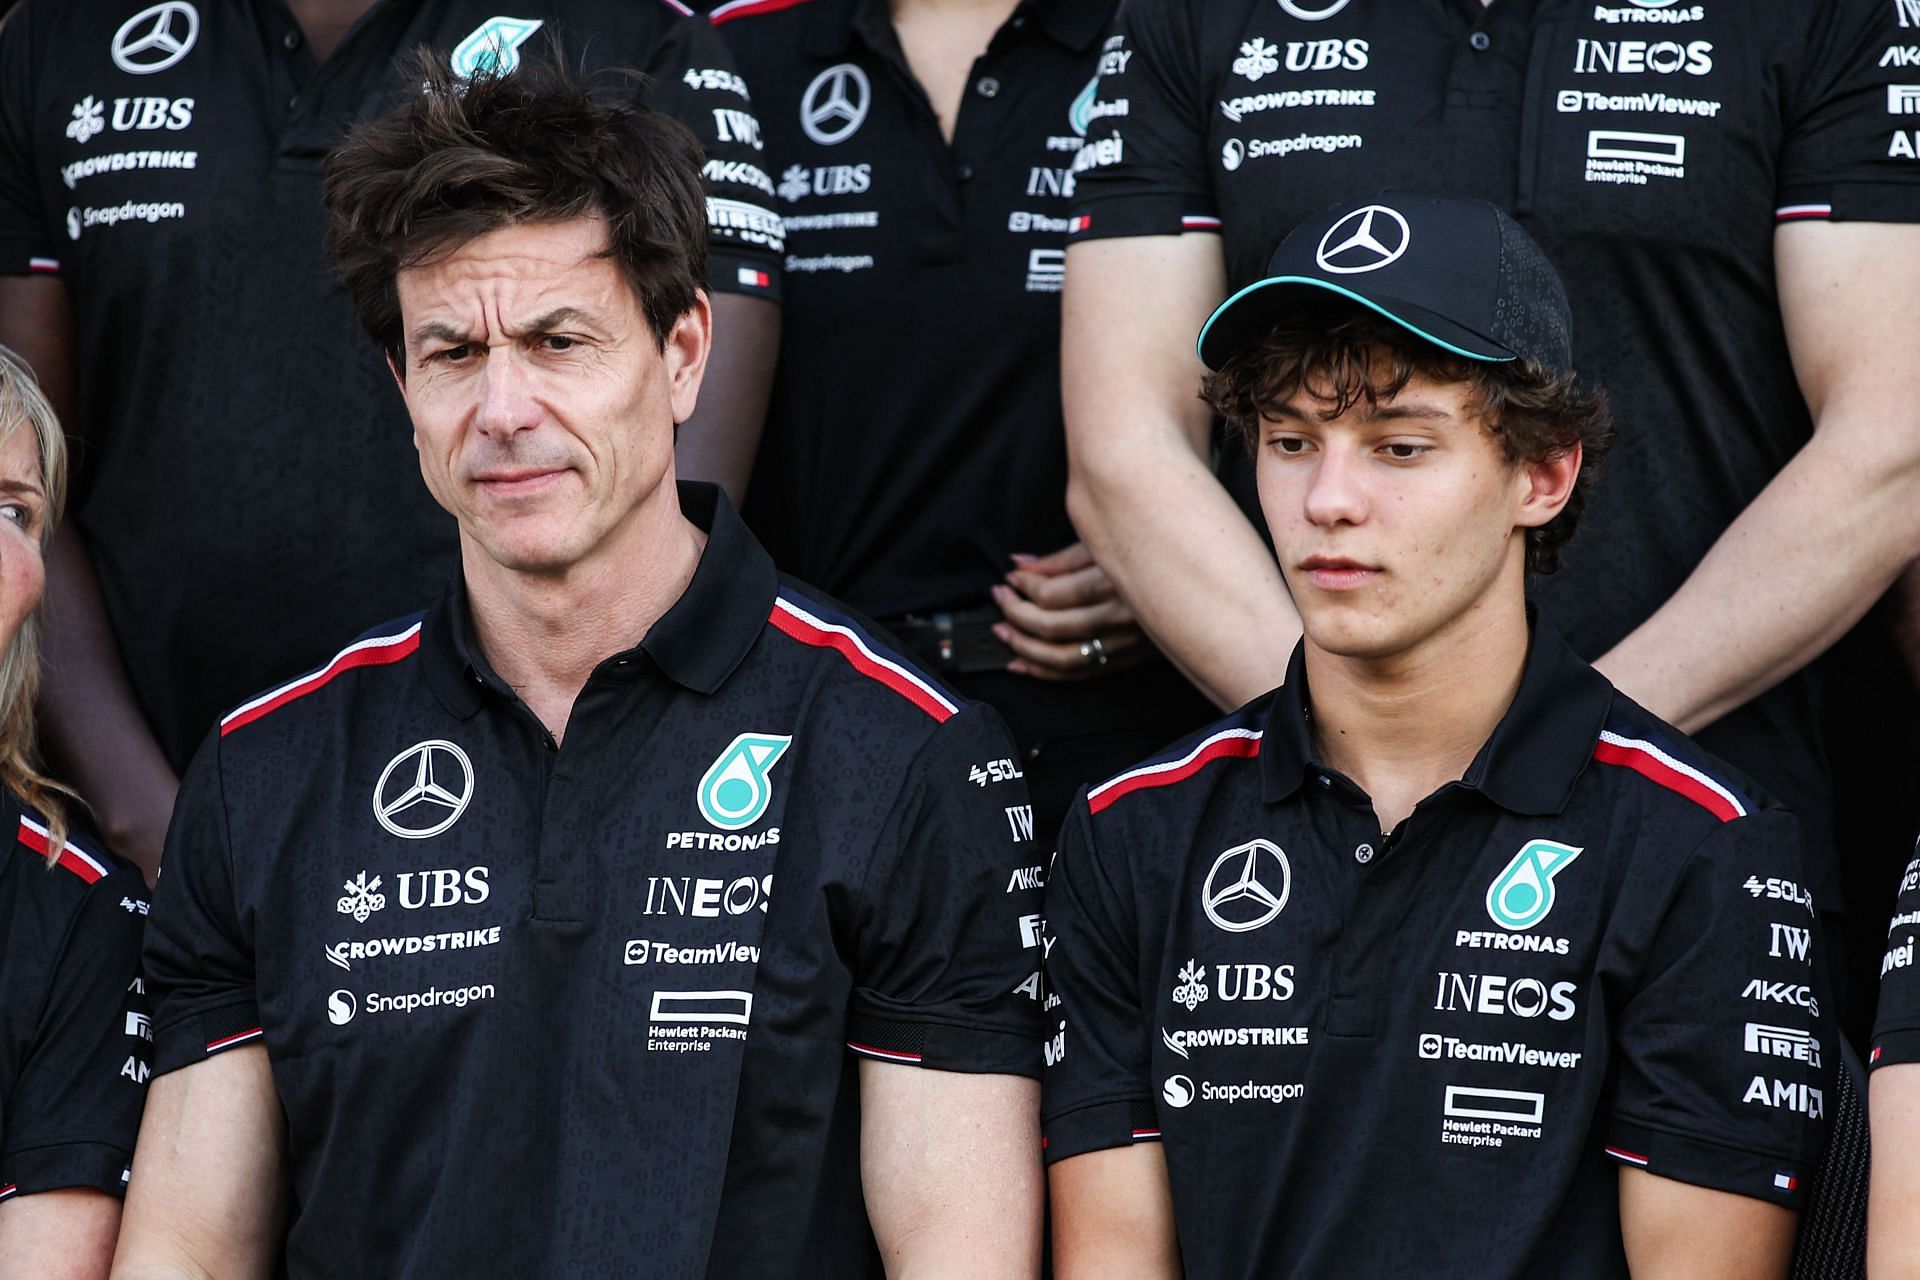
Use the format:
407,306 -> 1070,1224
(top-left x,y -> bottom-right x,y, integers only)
1303,586 -> 1531,835
462,492 -> 707,745
282,0 -> 379,63
888,0 -> 1020,18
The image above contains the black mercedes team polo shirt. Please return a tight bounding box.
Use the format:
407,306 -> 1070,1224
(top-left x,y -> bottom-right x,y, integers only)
1065,0 -> 1920,903
143,485 -> 1044,1280
1868,834 -> 1920,1067
0,0 -> 782,770
716,0 -> 1110,619
1042,624 -> 1833,1279
0,793 -> 151,1206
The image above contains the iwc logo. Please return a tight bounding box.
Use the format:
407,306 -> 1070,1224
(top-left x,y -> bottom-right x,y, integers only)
373,740 -> 475,839
449,16 -> 545,78
697,733 -> 793,831
1486,839 -> 1584,931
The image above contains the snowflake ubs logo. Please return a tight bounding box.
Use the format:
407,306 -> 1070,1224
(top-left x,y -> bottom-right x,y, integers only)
67,97 -> 106,145
373,740 -> 475,839
801,64 -> 871,146
1233,37 -> 1281,82
778,165 -> 812,202
1315,205 -> 1411,275
1201,839 -> 1291,933
1172,958 -> 1210,1011
337,872 -> 386,923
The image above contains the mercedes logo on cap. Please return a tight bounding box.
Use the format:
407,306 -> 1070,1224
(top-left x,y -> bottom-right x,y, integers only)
1315,204 -> 1411,275
111,2 -> 200,76
373,740 -> 475,840
1201,839 -> 1291,933
800,64 -> 871,147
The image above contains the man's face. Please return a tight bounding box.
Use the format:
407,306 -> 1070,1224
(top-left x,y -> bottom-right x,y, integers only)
1256,365 -> 1568,663
393,217 -> 707,578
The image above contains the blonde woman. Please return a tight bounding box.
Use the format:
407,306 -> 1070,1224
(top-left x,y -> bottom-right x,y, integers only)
0,348 -> 151,1280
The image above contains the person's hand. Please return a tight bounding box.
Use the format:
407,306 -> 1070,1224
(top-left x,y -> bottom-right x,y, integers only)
991,542 -> 1149,682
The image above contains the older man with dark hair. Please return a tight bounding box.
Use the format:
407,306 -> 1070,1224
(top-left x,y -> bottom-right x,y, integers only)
114,56 -> 1044,1280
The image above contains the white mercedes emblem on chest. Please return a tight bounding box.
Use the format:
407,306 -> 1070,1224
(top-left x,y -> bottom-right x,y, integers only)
373,740 -> 475,839
801,64 -> 871,146
1315,204 -> 1411,274
1201,839 -> 1291,933
112,2 -> 200,76
1278,0 -> 1354,19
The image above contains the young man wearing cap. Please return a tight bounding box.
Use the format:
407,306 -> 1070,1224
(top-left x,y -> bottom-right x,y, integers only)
1041,193 -> 1833,1279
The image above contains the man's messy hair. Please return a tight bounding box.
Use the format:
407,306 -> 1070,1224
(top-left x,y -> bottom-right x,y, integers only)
1202,310 -> 1614,575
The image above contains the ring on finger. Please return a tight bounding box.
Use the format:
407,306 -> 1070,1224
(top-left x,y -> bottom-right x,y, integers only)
1079,637 -> 1110,667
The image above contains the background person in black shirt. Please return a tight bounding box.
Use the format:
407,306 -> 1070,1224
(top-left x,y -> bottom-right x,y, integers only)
0,0 -> 783,879
0,349 -> 151,1279
716,0 -> 1211,845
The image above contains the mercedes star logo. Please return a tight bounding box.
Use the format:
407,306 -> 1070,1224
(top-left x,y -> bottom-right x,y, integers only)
373,740 -> 475,840
1201,839 -> 1291,933
800,64 -> 871,147
1315,204 -> 1411,275
1278,0 -> 1354,19
112,2 -> 200,76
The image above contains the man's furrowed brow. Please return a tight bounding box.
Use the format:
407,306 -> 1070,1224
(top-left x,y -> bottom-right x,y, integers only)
410,320 -> 472,348
1368,402 -> 1455,422
519,306 -> 597,334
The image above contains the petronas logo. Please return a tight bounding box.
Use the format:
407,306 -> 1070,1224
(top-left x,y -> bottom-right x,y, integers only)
450,16 -> 544,78
1069,77 -> 1098,137
1485,839 -> 1584,931
697,733 -> 793,831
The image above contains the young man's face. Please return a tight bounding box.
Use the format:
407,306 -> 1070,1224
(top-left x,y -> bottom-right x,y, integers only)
1256,361 -> 1569,664
392,216 -> 708,579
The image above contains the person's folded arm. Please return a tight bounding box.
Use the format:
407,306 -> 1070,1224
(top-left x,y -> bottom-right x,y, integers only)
1050,1145 -> 1180,1280
1618,1167 -> 1796,1280
861,1064 -> 1042,1280
109,1047 -> 286,1280
1061,235 -> 1295,710
1595,221 -> 1920,733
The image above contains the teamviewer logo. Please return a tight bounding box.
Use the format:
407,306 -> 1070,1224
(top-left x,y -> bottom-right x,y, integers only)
1419,1033 -> 1444,1060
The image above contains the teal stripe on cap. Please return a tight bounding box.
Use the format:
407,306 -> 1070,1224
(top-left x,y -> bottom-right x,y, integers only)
1196,276 -> 1518,366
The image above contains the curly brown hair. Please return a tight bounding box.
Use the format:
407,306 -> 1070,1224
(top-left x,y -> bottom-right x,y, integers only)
1201,311 -> 1614,575
322,49 -> 708,366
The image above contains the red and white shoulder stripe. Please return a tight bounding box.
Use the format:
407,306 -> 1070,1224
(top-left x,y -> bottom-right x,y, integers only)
1592,727 -> 1749,823
1775,203 -> 1832,222
709,0 -> 812,24
220,620 -> 423,737
1087,725 -> 1263,816
15,813 -> 113,884
768,595 -> 960,722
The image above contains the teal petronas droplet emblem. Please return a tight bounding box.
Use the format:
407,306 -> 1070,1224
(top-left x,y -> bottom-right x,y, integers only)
1485,839 -> 1584,931
697,733 -> 794,831
1069,76 -> 1098,137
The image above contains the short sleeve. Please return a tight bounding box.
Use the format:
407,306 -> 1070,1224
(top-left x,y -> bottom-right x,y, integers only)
847,703 -> 1043,1078
1066,0 -> 1218,244
0,865 -> 150,1199
144,735 -> 263,1076
0,3 -> 57,276
643,16 -> 783,299
1039,799 -> 1156,1164
1607,809 -> 1832,1209
1775,0 -> 1920,221
1870,837 -> 1920,1065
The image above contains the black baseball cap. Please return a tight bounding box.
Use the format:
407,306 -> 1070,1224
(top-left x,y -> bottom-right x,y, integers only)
1196,192 -> 1574,376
